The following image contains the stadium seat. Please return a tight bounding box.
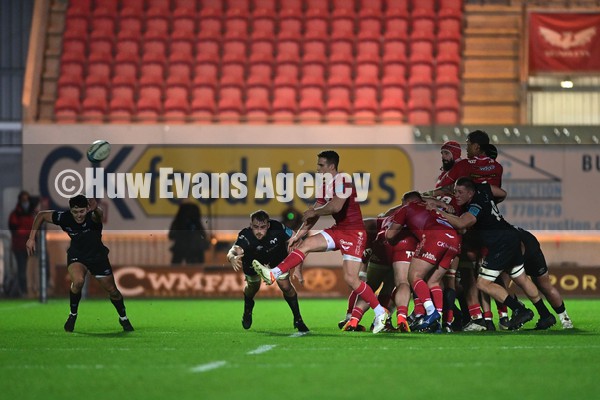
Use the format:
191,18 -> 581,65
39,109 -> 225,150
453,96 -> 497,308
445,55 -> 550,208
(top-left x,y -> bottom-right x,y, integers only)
276,38 -> 301,65
81,96 -> 108,123
87,51 -> 113,80
224,17 -> 249,36
252,9 -> 276,36
89,29 -> 114,56
249,35 -> 275,65
55,96 -> 81,122
165,74 -> 191,100
199,0 -> 223,18
121,0 -> 144,12
226,0 -> 250,19
382,39 -> 408,65
436,62 -> 461,86
355,63 -> 380,88
331,9 -> 356,42
301,63 -> 326,89
299,86 -> 325,115
304,16 -> 329,42
91,8 -> 116,34
145,6 -> 170,35
272,86 -> 297,123
220,63 -> 245,89
273,62 -> 299,88
195,39 -> 220,65
60,51 -> 86,79
407,106 -> 433,125
140,52 -> 167,79
408,62 -> 434,87
143,30 -> 168,57
328,64 -> 353,89
356,39 -> 381,65
198,12 -> 222,39
218,86 -> 244,123
245,86 -> 271,123
193,62 -> 219,89
435,98 -> 460,125
116,30 -> 141,57
381,62 -> 407,87
168,52 -> 194,82
409,32 -> 435,64
119,7 -> 143,34
353,86 -> 379,124
136,97 -> 162,123
247,63 -> 273,89
138,74 -> 164,101
108,97 -> 135,122
332,0 -> 355,12
111,75 -> 136,102
278,12 -> 302,40
191,86 -> 217,121
383,9 -> 409,40
306,0 -> 329,13
326,86 -> 352,123
62,29 -> 87,55
380,86 -> 407,123
360,0 -> 383,13
222,38 -> 248,65
435,84 -> 460,104
387,0 -> 409,12
438,8 -> 463,35
164,97 -> 190,122
409,84 -> 434,109
329,41 -> 354,66
57,74 -> 83,100
254,0 -> 277,13
172,7 -> 197,35
411,0 -> 435,11
411,8 -> 436,36
303,40 -> 327,65
114,52 -> 139,80
170,30 -> 195,58
439,0 -> 464,11
84,74 -> 111,101
358,8 -> 383,33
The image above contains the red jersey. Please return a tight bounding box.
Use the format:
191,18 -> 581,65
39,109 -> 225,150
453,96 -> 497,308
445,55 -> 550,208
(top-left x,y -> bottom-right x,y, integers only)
316,173 -> 364,230
391,201 -> 455,238
438,156 -> 503,188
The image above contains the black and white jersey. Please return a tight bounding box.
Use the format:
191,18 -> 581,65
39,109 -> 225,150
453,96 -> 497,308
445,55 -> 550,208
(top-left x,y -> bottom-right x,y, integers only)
465,183 -> 516,246
234,220 -> 293,269
52,211 -> 109,262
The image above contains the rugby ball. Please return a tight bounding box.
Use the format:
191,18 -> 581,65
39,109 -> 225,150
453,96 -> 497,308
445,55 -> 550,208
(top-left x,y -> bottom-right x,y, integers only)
87,140 -> 111,162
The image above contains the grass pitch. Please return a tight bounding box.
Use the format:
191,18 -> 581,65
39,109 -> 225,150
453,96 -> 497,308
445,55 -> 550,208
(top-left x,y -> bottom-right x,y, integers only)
1,298 -> 598,400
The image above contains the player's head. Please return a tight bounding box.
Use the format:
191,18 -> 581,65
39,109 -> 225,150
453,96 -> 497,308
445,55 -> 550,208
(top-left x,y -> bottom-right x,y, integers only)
485,144 -> 498,160
401,191 -> 423,205
441,141 -> 462,171
18,190 -> 30,209
466,130 -> 490,158
317,150 -> 339,172
454,177 -> 477,206
69,194 -> 88,223
250,209 -> 270,240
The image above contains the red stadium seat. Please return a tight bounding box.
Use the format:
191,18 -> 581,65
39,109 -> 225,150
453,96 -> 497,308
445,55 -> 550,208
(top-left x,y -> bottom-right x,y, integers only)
218,86 -> 244,118
138,74 -> 164,101
220,63 -> 245,89
193,63 -> 219,89
108,97 -> 135,122
245,86 -> 271,123
146,6 -> 170,35
252,9 -> 276,36
303,40 -> 327,65
166,74 -> 191,100
353,86 -> 379,124
172,7 -> 197,35
136,97 -> 162,123
143,30 -> 168,56
381,86 -> 407,119
164,97 -> 190,122
114,52 -> 139,80
306,0 -> 329,13
331,9 -> 356,42
111,75 -> 136,102
191,86 -> 217,113
272,86 -> 297,123
55,97 -> 81,122
382,39 -> 408,65
84,74 -> 111,101
122,0 -> 144,12
328,64 -> 353,89
329,41 -> 354,66
438,8 -> 463,35
411,8 -> 436,36
439,0 -> 464,11
87,51 -> 113,80
119,7 -> 143,34
247,63 -> 273,89
89,29 -> 114,55
355,63 -> 380,88
356,39 -> 381,65
249,35 -> 275,65
222,38 -> 248,65
276,38 -> 301,65
381,62 -> 407,87
116,29 -> 141,56
301,63 -> 326,89
273,63 -> 299,88
140,52 -> 167,79
195,39 -> 220,65
60,51 -> 86,78
435,98 -> 460,125
81,96 -> 108,123
57,74 -> 83,100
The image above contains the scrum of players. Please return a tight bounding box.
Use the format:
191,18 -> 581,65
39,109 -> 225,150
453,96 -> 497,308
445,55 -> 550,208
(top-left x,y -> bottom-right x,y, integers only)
342,130 -> 573,333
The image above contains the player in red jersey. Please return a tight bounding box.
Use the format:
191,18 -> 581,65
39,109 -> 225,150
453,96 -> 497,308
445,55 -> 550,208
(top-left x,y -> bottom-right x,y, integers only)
342,213 -> 418,332
386,191 -> 461,332
252,150 -> 390,333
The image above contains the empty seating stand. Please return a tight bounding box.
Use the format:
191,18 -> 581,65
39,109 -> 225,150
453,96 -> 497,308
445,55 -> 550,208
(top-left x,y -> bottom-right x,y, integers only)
54,0 -> 465,125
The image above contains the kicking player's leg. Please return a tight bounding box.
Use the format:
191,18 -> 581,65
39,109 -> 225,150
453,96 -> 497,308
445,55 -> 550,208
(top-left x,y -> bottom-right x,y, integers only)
241,276 -> 260,329
64,262 -> 87,332
277,276 -> 309,332
96,273 -> 134,331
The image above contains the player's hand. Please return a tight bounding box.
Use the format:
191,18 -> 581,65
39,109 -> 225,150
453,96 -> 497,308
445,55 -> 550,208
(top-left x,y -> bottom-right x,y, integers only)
287,235 -> 302,252
87,198 -> 98,211
230,254 -> 243,271
26,238 -> 36,256
302,209 -> 317,221
293,266 -> 304,286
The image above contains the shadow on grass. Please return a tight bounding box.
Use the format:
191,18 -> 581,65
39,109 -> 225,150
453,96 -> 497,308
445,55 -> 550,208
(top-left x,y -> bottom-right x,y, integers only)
73,331 -> 135,338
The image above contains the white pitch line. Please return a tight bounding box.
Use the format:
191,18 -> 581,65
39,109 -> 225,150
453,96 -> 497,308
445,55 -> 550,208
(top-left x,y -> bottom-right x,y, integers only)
190,361 -> 227,373
247,345 -> 276,355
288,332 -> 309,338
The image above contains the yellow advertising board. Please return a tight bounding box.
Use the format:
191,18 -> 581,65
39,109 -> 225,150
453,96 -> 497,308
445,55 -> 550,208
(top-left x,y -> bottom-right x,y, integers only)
130,146 -> 412,216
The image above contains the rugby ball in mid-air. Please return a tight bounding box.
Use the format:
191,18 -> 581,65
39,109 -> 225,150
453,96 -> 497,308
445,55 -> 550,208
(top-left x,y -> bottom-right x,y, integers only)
87,140 -> 111,163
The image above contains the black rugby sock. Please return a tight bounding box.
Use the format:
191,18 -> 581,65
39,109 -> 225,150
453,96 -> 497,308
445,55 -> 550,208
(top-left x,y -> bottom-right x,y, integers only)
553,302 -> 566,314
503,295 -> 523,311
284,293 -> 301,319
533,299 -> 552,318
110,297 -> 127,318
69,290 -> 82,314
243,294 -> 255,315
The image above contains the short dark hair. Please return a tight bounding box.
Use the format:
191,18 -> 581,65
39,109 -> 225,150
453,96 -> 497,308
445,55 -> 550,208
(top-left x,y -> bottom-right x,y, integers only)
485,144 -> 498,160
69,194 -> 88,209
402,191 -> 423,203
467,130 -> 490,146
250,210 -> 269,222
317,150 -> 339,169
455,177 -> 477,192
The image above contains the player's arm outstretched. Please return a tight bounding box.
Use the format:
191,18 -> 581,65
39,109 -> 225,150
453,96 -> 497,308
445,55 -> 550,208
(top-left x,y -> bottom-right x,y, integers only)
88,198 -> 103,222
226,244 -> 244,271
26,210 -> 55,256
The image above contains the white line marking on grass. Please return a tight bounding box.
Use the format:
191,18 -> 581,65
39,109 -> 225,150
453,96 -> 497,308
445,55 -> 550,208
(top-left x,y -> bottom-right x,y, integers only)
190,361 -> 227,373
0,303 -> 39,312
288,332 -> 309,338
247,345 -> 276,355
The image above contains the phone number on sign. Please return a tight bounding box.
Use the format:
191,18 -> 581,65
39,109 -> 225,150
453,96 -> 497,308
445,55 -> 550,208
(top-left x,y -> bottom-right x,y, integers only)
500,202 -> 562,218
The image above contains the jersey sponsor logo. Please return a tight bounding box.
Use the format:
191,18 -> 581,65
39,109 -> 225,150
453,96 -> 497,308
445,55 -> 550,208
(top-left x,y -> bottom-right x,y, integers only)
468,206 -> 481,217
269,238 -> 278,245
421,252 -> 436,261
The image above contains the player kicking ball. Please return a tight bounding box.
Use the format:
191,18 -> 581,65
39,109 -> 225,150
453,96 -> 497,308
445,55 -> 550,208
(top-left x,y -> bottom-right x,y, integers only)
26,195 -> 134,333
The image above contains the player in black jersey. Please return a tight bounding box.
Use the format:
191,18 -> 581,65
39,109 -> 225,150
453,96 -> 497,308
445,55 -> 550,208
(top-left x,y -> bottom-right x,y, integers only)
227,210 -> 308,332
435,177 -> 554,330
26,195 -> 133,332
